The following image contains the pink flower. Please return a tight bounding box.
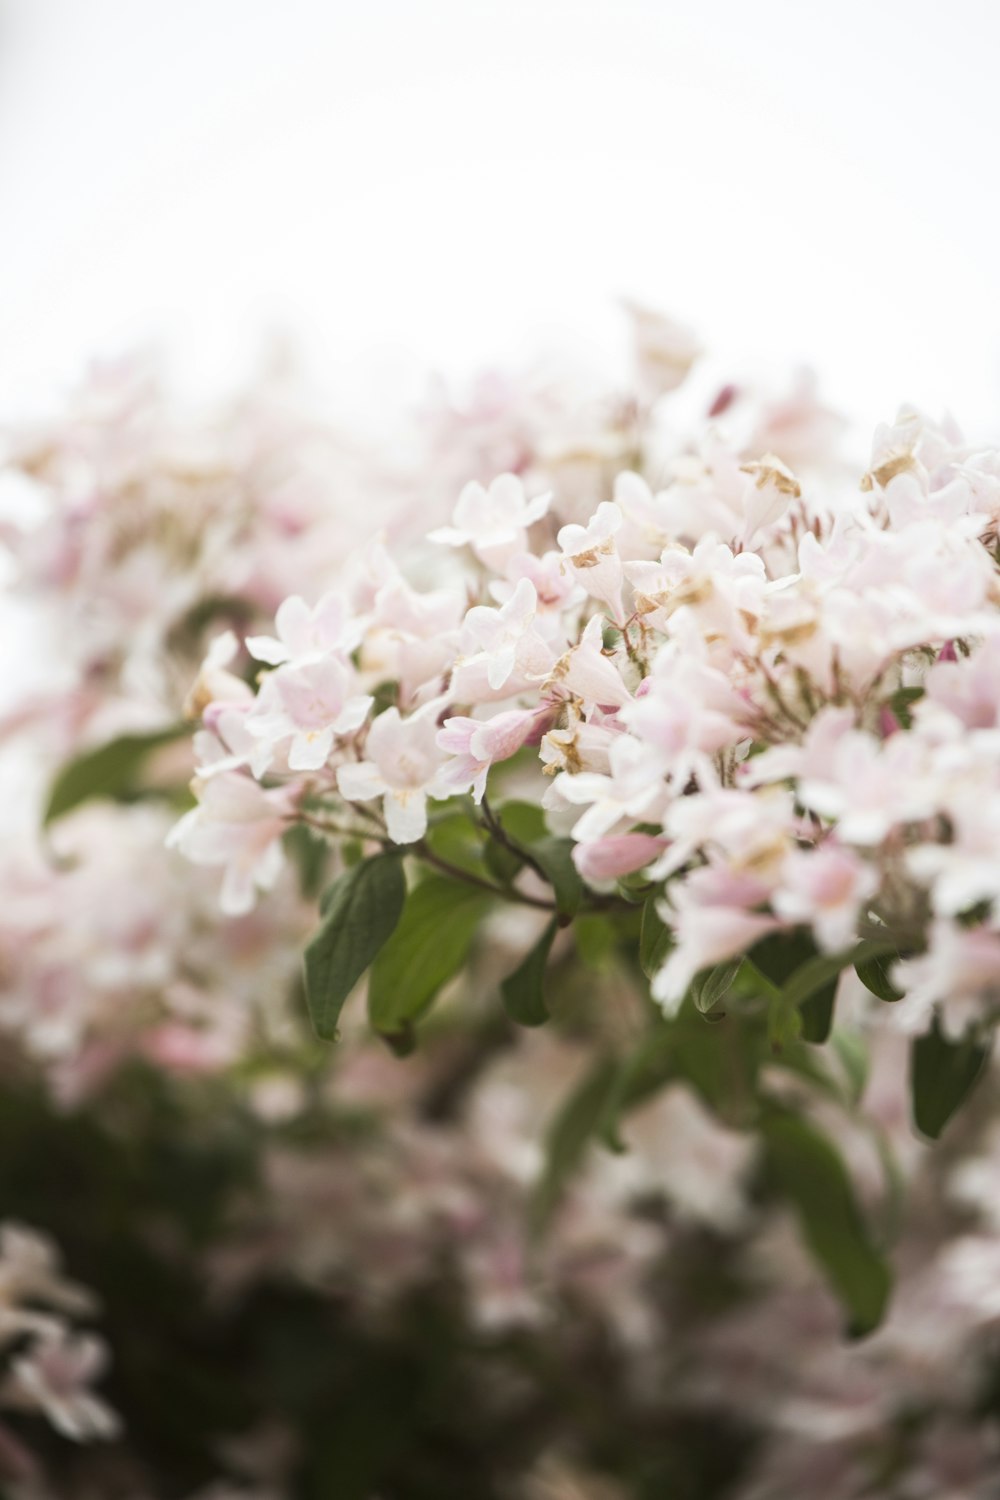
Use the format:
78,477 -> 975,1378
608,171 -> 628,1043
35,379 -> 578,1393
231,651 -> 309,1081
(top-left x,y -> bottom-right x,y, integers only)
451,577 -> 556,700
245,590 -> 362,667
436,707 -> 549,802
547,615 -> 632,711
245,656 -> 373,772
167,773 -> 294,915
557,501 -> 626,623
653,870 -> 780,1013
337,700 -> 448,843
429,473 -> 551,570
772,843 -> 878,952
572,833 -> 667,885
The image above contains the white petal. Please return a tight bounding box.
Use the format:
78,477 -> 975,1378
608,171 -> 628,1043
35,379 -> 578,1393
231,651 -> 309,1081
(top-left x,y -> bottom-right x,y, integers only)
384,788 -> 428,844
337,761 -> 387,801
245,635 -> 289,665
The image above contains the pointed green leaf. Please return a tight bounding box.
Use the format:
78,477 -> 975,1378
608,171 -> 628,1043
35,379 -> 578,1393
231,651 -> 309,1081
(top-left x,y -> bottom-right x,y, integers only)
304,855 -> 406,1041
639,897 -> 671,980
44,724 -> 188,825
500,917 -> 558,1027
527,836 -> 583,916
911,1017 -> 989,1139
691,958 -> 743,1015
855,951 -> 902,1003
367,877 -> 492,1041
762,1112 -> 892,1336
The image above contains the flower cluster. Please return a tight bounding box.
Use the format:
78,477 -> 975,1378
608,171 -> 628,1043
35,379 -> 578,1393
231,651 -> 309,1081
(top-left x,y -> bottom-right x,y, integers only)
179,398 -> 1000,1049
9,311 -> 1000,1498
0,1222 -> 117,1480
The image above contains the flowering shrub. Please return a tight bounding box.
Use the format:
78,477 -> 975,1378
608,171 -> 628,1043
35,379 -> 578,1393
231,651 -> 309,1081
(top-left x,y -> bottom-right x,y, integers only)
4,317 -> 1000,1496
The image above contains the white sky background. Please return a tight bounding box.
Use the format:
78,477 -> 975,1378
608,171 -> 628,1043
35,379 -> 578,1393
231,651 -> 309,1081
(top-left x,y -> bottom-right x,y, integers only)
0,0 -> 998,435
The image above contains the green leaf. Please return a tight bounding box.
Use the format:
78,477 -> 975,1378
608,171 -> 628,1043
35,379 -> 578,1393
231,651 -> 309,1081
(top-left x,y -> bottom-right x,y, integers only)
304,855 -> 406,1041
500,918 -> 558,1027
639,897 -> 671,980
526,836 -> 583,916
573,913 -> 619,971
855,951 -> 902,1003
887,684 -> 924,729
532,1056 -> 620,1232
751,930 -> 837,1042
691,958 -> 743,1015
421,808 -> 486,878
495,800 -> 547,845
44,725 -> 188,825
910,1017 -> 989,1139
283,823 -> 330,901
367,877 -> 493,1042
831,1029 -> 870,1105
781,940 -> 896,1011
761,1112 -> 892,1336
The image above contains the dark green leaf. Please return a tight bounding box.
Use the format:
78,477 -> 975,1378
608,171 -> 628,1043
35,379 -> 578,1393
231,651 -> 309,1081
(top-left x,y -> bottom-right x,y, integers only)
495,799 -> 547,845
283,823 -> 330,901
44,725 -> 188,825
500,918 -> 558,1027
367,877 -> 493,1041
751,929 -> 836,1042
639,898 -> 671,980
911,1017 -> 989,1139
761,1112 -> 892,1335
782,940 -> 897,1010
304,855 -> 406,1040
532,1056 -> 620,1232
526,836 -> 583,916
855,951 -> 902,1003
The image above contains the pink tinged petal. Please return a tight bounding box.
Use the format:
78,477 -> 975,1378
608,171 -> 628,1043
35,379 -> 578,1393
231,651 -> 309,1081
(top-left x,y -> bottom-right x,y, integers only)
652,908 -> 779,1013
572,834 -> 668,882
337,762 -> 387,802
384,788 -> 428,844
437,718 -> 477,756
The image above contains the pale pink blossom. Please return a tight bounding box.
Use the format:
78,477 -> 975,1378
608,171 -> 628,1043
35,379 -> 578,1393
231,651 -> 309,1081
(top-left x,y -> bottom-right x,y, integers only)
557,501 -> 627,623
429,473 -> 551,570
571,833 -> 668,884
653,872 -> 779,1013
451,577 -> 556,699
337,700 -> 448,843
245,590 -> 362,667
436,706 -> 549,802
167,773 -> 295,915
772,843 -> 878,952
245,657 -> 373,772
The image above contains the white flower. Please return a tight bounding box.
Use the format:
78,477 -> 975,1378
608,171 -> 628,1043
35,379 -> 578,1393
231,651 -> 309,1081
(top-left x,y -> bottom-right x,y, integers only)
245,590 -> 362,667
557,501 -> 626,623
337,700 -> 448,843
245,657 -> 373,773
429,473 -> 551,570
167,773 -> 294,915
4,1328 -> 120,1441
451,577 -> 556,699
